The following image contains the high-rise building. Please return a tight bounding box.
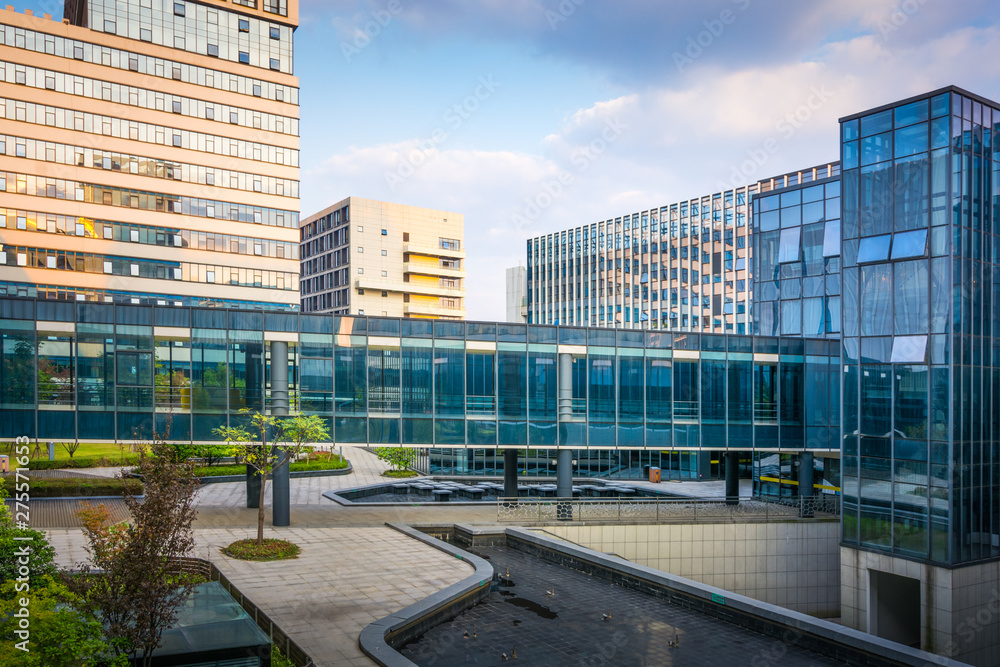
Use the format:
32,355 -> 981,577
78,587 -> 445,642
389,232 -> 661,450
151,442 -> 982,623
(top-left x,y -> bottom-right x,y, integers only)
0,1 -> 300,309
524,163 -> 839,332
300,196 -> 464,318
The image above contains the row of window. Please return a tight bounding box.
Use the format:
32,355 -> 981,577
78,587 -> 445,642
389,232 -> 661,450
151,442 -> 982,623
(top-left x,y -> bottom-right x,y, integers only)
2,134 -> 297,199
2,97 -> 299,167
1,60 -> 297,137
0,281 -> 297,310
2,246 -> 298,291
0,170 -> 297,228
0,22 -> 298,104
2,208 -> 298,260
88,0 -> 292,74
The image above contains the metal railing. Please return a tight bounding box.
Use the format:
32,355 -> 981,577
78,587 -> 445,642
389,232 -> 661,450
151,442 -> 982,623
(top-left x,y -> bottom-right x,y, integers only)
497,494 -> 839,523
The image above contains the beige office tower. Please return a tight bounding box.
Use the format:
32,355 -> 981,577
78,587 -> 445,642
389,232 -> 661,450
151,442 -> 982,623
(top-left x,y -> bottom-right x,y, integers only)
0,0 -> 300,309
300,197 -> 465,319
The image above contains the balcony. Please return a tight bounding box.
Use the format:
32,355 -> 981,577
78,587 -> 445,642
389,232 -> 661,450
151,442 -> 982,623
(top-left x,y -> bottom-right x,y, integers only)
403,262 -> 465,279
355,278 -> 462,298
404,302 -> 466,318
403,243 -> 466,260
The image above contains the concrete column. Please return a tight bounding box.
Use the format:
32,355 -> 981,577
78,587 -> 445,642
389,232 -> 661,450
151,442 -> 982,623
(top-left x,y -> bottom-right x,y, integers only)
798,451 -> 814,518
503,449 -> 518,498
556,353 -> 574,520
270,340 -> 290,527
725,451 -> 740,506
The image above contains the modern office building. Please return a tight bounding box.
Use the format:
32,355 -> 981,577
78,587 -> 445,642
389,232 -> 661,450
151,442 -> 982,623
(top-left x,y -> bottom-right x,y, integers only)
523,163 -> 839,332
505,264 -> 526,323
299,197 -> 464,318
0,1 -> 300,310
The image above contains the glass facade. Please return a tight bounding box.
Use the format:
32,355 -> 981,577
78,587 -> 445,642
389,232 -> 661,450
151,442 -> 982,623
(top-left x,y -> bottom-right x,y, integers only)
0,298 -> 838,458
525,163 -> 839,332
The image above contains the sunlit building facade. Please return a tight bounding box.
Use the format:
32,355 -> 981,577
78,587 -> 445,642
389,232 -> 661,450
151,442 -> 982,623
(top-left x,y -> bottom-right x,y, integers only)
524,163 -> 839,332
0,1 -> 300,309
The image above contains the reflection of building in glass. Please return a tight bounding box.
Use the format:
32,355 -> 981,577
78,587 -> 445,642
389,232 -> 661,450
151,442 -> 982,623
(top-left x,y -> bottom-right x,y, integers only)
523,163 -> 839,332
0,2 -> 300,310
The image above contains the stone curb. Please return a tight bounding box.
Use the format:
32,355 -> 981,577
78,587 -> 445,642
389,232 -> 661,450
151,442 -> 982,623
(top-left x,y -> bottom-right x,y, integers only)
358,523 -> 493,667
196,460 -> 353,485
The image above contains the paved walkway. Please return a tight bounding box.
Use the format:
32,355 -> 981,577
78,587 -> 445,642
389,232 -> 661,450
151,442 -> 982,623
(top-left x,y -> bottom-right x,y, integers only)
46,526 -> 474,667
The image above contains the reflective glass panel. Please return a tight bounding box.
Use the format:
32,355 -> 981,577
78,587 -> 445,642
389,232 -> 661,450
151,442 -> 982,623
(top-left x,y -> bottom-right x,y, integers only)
857,234 -> 891,263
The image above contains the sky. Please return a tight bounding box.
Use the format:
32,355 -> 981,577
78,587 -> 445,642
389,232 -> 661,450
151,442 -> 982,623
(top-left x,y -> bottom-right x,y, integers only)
14,0 -> 1000,320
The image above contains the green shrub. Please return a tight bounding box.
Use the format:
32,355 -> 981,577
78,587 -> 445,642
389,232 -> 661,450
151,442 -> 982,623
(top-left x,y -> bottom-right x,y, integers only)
27,478 -> 143,498
223,538 -> 300,562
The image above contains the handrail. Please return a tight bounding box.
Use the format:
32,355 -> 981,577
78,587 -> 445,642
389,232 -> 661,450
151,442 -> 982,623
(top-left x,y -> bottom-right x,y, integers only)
497,494 -> 839,523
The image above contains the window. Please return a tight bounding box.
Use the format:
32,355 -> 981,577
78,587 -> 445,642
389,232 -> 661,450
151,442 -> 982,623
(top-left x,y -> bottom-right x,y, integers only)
130,264 -> 139,276
128,56 -> 138,71
14,69 -> 25,85
172,67 -> 182,80
239,51 -> 250,65
777,227 -> 801,263
239,19 -> 250,32
172,134 -> 182,147
207,270 -> 215,283
230,111 -> 239,124
270,26 -> 280,40
103,261 -> 113,274
174,2 -> 185,16
890,335 -> 927,363
857,234 -> 891,263
104,20 -> 116,33
207,43 -> 219,57
381,250 -> 387,256
140,28 -> 152,42
822,219 -> 841,257
73,44 -> 84,59
358,268 -> 364,274
253,84 -> 261,97
381,229 -> 388,235
381,271 -> 387,277
172,100 -> 181,114
357,247 -> 364,253
44,75 -> 54,90
890,229 -> 927,260
357,226 -> 363,232
269,58 -> 280,70
205,107 -> 214,120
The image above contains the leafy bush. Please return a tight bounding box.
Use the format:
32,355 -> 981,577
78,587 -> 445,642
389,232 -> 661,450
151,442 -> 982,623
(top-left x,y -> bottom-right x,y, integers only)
0,480 -> 57,586
192,456 -> 347,478
26,478 -> 143,498
224,538 -> 300,562
374,447 -> 418,472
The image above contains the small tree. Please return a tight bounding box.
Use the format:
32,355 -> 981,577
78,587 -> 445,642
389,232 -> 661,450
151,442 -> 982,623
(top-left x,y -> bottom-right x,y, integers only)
61,441 -> 82,460
215,412 -> 329,545
374,447 -> 418,472
69,429 -> 200,666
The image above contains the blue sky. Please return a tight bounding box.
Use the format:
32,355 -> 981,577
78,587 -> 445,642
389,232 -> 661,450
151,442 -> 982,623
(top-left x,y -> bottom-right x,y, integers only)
14,0 -> 1000,319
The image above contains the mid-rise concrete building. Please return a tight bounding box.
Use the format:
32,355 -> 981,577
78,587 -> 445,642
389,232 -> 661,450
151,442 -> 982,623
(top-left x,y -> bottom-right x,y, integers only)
300,197 -> 464,318
0,0 -> 301,309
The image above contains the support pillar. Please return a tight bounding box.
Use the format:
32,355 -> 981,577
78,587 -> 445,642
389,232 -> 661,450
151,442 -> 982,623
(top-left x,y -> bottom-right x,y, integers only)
503,448 -> 519,499
270,340 -> 290,528
556,353 -> 574,520
725,451 -> 740,506
798,452 -> 814,518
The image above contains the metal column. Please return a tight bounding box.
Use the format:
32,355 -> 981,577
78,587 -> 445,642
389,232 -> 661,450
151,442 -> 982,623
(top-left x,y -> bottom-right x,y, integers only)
270,340 -> 290,527
725,451 -> 740,506
556,353 -> 574,520
503,448 -> 519,498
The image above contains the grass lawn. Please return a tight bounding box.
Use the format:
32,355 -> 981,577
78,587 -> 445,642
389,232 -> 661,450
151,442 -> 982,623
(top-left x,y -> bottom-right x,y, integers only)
16,442 -> 142,470
192,455 -> 348,478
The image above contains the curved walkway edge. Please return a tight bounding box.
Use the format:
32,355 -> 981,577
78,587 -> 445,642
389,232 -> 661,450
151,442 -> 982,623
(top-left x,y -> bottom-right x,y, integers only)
359,524 -> 494,667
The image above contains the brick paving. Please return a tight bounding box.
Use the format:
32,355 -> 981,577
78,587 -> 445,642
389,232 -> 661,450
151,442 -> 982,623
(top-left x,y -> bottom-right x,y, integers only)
401,545 -> 847,667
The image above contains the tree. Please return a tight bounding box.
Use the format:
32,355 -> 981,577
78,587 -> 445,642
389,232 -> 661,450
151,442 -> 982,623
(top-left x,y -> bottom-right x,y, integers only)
69,429 -> 200,666
61,441 -> 82,460
0,576 -> 125,667
374,447 -> 418,472
215,412 -> 330,545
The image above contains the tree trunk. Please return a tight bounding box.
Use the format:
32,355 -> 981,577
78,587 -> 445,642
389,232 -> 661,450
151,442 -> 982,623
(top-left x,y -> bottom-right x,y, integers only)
257,470 -> 268,545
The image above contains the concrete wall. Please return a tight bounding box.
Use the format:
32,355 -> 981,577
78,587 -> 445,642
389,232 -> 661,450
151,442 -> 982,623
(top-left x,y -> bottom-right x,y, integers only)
543,521 -> 840,617
842,547 -> 1000,667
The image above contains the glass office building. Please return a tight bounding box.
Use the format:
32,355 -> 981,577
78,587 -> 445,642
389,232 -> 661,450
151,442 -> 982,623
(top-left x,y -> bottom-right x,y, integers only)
524,163 -> 839,332
0,297 -> 838,460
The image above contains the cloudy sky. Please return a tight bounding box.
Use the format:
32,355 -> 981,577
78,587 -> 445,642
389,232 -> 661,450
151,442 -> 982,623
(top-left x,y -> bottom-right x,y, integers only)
20,0 -> 1000,319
